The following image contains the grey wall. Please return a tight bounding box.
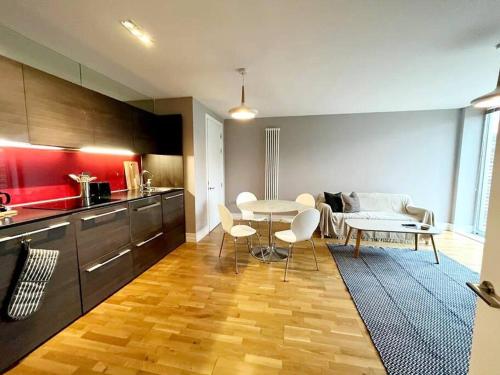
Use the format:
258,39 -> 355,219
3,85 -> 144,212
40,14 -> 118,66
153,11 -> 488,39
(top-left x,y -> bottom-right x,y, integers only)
453,107 -> 485,232
225,109 -> 462,223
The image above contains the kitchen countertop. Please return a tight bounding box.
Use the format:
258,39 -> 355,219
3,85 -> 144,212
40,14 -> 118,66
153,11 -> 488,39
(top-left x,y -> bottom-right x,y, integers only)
0,188 -> 184,230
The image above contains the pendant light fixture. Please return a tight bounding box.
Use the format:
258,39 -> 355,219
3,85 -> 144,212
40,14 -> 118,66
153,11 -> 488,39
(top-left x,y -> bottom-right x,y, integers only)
471,43 -> 500,109
229,68 -> 258,120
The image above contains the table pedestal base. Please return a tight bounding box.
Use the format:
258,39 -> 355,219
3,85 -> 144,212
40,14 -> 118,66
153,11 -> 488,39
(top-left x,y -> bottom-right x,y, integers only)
250,246 -> 288,262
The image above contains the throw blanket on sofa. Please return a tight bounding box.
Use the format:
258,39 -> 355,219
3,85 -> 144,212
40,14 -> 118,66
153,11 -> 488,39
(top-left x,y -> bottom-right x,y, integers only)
317,192 -> 434,243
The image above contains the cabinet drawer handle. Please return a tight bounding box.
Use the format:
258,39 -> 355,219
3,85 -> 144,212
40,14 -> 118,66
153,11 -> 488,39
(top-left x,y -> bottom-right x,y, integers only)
135,202 -> 161,212
85,249 -> 131,273
164,193 -> 184,200
81,207 -> 128,221
0,221 -> 71,243
136,232 -> 163,247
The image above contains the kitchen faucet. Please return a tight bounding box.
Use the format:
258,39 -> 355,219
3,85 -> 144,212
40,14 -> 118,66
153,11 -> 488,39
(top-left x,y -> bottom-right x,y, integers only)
140,170 -> 153,192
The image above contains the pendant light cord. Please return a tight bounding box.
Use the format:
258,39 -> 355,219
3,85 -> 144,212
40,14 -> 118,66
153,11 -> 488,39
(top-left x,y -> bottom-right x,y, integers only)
241,70 -> 246,104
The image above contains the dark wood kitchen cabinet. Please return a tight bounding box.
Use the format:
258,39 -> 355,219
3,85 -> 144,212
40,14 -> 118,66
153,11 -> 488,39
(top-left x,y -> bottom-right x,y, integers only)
133,111 -> 183,155
156,114 -> 183,155
79,246 -> 134,312
0,55 -> 29,142
23,65 -> 94,148
129,196 -> 165,276
73,203 -> 133,312
74,203 -> 131,267
162,191 -> 186,253
1,53 -> 184,154
0,192 -> 186,371
132,108 -> 160,154
0,216 -> 82,372
88,91 -> 134,149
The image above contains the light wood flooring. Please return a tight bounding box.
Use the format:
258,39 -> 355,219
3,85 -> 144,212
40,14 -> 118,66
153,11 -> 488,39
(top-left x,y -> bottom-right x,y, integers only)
6,224 -> 483,375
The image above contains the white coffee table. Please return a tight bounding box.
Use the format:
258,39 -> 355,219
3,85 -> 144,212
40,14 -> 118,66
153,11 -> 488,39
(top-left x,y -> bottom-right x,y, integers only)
344,219 -> 442,263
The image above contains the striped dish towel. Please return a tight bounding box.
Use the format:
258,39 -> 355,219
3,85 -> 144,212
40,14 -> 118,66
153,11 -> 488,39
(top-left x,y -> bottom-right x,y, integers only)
7,240 -> 59,320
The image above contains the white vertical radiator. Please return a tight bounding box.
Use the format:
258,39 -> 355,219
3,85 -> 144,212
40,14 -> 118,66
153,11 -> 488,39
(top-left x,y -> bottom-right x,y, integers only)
265,128 -> 280,200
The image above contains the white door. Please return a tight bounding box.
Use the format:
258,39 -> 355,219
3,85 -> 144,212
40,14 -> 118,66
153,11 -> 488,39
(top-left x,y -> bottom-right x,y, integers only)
469,115 -> 500,374
206,114 -> 224,232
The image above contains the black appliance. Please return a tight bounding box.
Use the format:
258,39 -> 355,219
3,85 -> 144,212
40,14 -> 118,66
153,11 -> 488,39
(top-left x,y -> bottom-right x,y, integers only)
89,182 -> 111,199
0,192 -> 11,212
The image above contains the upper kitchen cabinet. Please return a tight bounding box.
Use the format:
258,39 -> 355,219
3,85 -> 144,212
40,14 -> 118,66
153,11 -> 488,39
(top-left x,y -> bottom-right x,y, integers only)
132,107 -> 159,154
88,90 -> 134,149
0,55 -> 29,142
156,114 -> 183,155
23,66 -> 94,148
132,111 -> 183,155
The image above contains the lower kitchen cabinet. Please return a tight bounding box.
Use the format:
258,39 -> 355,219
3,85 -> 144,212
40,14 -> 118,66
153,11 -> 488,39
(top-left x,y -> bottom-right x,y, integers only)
74,203 -> 130,267
130,196 -> 166,276
164,225 -> 186,254
130,196 -> 163,242
0,216 -> 81,372
0,193 -> 185,371
74,203 -> 132,312
79,245 -> 134,312
132,232 -> 166,276
162,191 -> 186,254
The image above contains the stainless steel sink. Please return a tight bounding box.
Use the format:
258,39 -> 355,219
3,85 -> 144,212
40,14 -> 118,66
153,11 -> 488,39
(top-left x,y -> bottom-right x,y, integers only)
145,187 -> 181,193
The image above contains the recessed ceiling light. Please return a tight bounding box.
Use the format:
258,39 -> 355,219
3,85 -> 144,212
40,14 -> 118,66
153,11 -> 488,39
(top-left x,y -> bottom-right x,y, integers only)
120,19 -> 153,47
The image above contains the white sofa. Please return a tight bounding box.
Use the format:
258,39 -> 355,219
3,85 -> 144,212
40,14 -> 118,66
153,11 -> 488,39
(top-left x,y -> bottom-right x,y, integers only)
317,192 -> 434,242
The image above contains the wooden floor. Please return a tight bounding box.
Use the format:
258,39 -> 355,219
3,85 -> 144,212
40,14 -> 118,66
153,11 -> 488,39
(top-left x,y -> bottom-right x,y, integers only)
6,225 -> 483,375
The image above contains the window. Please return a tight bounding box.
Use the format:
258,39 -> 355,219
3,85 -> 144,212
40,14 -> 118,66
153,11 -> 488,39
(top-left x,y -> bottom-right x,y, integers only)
474,110 -> 499,236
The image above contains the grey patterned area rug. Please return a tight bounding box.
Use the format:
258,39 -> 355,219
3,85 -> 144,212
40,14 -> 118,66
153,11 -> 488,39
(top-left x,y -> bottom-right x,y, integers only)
327,244 -> 479,375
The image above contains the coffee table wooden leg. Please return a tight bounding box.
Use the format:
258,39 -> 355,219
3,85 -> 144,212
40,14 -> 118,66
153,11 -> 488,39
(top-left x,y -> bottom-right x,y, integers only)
345,227 -> 353,246
414,233 -> 418,251
431,235 -> 440,264
354,230 -> 362,257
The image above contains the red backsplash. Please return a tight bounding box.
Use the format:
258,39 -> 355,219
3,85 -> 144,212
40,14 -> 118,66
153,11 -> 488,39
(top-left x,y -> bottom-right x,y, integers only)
0,147 -> 141,205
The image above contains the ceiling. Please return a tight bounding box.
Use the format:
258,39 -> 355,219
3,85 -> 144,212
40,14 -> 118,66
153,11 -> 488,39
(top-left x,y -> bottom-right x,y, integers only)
0,0 -> 499,118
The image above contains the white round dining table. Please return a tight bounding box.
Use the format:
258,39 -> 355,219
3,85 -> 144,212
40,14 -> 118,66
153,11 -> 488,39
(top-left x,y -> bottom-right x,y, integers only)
237,200 -> 308,262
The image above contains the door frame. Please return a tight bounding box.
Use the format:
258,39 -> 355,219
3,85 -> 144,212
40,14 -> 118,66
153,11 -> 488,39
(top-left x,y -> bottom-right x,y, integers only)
205,113 -> 225,232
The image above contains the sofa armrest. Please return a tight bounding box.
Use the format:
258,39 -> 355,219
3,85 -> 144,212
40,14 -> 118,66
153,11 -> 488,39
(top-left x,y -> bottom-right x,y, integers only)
406,205 -> 435,226
317,202 -> 333,238
317,201 -> 331,211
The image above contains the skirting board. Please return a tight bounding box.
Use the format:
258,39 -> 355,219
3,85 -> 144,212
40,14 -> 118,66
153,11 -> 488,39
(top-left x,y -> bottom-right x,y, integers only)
186,225 -> 209,243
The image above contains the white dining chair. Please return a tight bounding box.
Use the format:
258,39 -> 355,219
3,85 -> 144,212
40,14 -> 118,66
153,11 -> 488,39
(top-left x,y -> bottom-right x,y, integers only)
236,192 -> 267,241
236,192 -> 268,223
280,193 -> 316,224
218,204 -> 261,274
274,208 -> 320,281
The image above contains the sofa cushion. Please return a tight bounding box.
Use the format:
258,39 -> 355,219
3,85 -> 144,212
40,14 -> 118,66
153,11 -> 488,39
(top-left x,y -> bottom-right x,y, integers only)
342,192 -> 360,213
324,192 -> 343,212
357,193 -> 413,213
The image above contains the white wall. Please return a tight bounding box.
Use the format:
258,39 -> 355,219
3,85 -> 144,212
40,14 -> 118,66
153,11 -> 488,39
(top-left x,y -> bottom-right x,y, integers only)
225,109 -> 462,223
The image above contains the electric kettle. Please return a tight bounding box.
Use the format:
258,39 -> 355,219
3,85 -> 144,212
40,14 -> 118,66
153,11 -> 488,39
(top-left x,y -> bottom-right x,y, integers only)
0,192 -> 11,212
